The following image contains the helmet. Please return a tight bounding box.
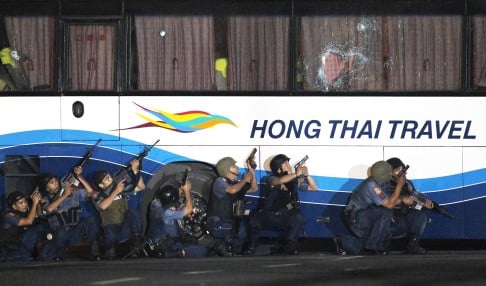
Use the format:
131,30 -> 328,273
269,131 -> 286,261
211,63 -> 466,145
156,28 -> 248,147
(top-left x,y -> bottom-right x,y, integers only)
216,157 -> 236,177
370,161 -> 393,184
270,154 -> 290,175
157,184 -> 180,207
7,191 -> 25,208
386,157 -> 405,170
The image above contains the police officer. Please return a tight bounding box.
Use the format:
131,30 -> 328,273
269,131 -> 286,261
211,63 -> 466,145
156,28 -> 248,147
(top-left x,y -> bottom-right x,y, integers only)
39,166 -> 101,261
0,190 -> 46,261
248,154 -> 317,255
384,157 -> 432,254
207,157 -> 257,254
92,159 -> 145,259
342,160 -> 409,255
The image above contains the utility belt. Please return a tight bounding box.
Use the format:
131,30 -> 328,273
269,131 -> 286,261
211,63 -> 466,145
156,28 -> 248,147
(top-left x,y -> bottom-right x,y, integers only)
46,207 -> 82,229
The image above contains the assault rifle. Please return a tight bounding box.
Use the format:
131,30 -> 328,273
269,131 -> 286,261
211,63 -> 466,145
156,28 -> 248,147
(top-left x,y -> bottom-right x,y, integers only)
398,165 -> 455,219
60,139 -> 102,189
113,139 -> 160,193
294,155 -> 309,169
246,148 -> 257,169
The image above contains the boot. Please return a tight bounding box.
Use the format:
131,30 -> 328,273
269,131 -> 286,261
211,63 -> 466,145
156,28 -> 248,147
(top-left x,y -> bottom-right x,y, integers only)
284,240 -> 299,255
105,247 -> 116,260
405,236 -> 427,254
90,240 -> 101,261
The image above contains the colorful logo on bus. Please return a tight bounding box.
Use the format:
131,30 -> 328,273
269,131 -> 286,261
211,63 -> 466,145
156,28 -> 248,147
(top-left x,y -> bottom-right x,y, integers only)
120,102 -> 237,133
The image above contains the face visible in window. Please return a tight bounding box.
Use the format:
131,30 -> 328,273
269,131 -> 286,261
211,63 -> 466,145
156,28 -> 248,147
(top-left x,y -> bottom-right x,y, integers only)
46,177 -> 60,193
12,198 -> 29,213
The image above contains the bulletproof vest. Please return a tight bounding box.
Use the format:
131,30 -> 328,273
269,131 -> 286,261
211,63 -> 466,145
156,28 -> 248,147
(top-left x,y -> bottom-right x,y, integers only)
98,198 -> 128,226
263,179 -> 298,212
208,178 -> 237,220
0,210 -> 23,243
46,192 -> 81,229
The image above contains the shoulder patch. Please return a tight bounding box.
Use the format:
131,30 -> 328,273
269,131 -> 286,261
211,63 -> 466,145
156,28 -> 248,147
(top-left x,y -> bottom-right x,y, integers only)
374,187 -> 386,199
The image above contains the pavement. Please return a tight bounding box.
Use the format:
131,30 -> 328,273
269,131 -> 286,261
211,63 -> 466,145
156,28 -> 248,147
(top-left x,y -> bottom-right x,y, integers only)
2,243 -> 486,286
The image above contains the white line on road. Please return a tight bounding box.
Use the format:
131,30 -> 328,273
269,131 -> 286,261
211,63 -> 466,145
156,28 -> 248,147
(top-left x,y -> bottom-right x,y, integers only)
91,277 -> 143,285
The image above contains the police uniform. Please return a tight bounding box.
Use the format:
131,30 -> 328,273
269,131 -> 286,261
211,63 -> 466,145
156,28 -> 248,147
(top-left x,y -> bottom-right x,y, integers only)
207,176 -> 249,251
383,157 -> 428,254
42,186 -> 100,260
0,192 -> 49,261
342,161 -> 394,255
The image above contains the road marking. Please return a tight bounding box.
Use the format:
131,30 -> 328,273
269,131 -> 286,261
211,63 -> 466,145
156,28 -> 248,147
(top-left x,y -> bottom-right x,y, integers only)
183,270 -> 224,275
264,263 -> 299,268
91,277 -> 143,285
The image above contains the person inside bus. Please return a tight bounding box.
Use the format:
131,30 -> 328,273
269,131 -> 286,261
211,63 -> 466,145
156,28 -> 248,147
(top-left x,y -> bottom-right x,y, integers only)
247,154 -> 318,255
341,160 -> 410,255
207,156 -> 258,255
92,159 -> 145,260
38,166 -> 101,261
383,157 -> 433,254
0,190 -> 47,262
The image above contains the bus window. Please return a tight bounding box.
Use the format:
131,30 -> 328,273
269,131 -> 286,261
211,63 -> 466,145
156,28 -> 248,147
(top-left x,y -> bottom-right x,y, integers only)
133,16 -> 216,91
472,16 -> 486,90
1,16 -> 54,92
226,16 -> 289,91
298,15 -> 462,92
65,23 -> 117,91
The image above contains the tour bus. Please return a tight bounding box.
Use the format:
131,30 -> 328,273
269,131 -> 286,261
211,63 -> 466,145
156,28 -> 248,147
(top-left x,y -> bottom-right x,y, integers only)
1,0 -> 486,241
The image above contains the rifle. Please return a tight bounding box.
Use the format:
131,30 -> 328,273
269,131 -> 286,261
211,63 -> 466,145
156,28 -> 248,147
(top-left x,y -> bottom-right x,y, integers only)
398,165 -> 455,219
294,155 -> 309,169
246,148 -> 257,169
113,139 -> 160,193
60,139 -> 102,189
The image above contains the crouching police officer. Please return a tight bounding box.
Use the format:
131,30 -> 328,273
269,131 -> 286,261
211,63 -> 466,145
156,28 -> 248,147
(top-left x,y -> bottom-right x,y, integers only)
148,176 -> 230,258
383,157 -> 432,254
248,154 -> 317,255
0,190 -> 48,261
207,157 -> 257,255
341,160 -> 409,255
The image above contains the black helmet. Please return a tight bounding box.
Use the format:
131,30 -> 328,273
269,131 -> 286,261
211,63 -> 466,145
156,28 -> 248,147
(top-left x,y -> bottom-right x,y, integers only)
157,184 -> 180,207
270,154 -> 290,175
386,157 -> 405,170
7,191 -> 25,208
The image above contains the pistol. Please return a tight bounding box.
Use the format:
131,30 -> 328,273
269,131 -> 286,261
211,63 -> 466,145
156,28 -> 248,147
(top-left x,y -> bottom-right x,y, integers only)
398,164 -> 409,177
246,148 -> 257,169
294,155 -> 309,169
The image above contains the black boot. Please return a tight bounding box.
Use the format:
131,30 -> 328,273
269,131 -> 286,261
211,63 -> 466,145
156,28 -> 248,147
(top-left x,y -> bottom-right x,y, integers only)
90,240 -> 101,261
284,240 -> 299,255
405,236 -> 427,254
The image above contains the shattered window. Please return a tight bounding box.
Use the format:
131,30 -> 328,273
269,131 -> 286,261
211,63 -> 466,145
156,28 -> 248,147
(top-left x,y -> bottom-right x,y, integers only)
298,15 -> 462,92
1,16 -> 54,91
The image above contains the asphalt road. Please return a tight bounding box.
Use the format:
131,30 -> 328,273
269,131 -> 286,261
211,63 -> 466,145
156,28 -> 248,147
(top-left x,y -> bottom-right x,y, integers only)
2,250 -> 486,286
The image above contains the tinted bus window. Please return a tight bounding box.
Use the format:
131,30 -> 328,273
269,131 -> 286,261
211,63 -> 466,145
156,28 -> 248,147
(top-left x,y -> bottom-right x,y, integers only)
1,16 -> 54,91
66,23 -> 117,91
472,16 -> 486,90
133,15 -> 288,91
298,15 -> 462,91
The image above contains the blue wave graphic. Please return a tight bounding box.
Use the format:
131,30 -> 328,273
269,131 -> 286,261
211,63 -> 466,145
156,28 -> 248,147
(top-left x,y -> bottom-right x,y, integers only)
2,129 -> 486,207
